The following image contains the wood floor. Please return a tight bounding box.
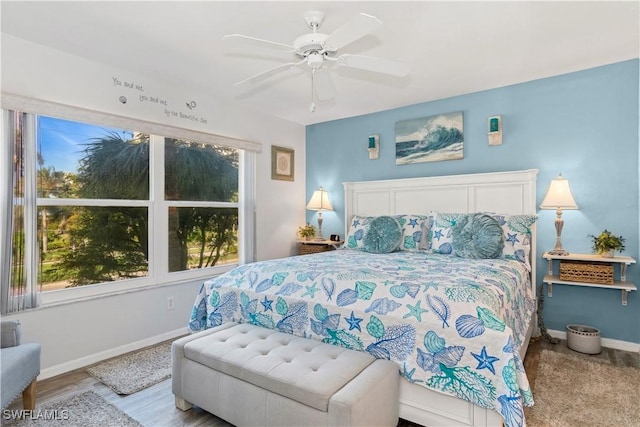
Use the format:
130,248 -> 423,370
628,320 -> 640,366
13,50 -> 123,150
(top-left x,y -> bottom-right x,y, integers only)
5,337 -> 639,427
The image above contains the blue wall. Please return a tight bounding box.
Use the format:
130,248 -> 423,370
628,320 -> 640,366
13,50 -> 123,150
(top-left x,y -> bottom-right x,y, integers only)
306,59 -> 639,344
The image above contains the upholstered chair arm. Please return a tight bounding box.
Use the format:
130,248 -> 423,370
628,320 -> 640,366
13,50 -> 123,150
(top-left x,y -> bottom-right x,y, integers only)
1,320 -> 22,348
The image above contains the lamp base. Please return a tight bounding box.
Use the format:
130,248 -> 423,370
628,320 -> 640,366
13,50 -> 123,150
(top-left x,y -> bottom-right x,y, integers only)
548,209 -> 570,256
316,212 -> 324,240
547,248 -> 570,256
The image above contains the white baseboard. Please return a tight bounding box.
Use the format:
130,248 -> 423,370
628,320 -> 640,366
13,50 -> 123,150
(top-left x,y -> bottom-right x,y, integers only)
39,327 -> 189,380
547,328 -> 640,353
38,326 -> 639,381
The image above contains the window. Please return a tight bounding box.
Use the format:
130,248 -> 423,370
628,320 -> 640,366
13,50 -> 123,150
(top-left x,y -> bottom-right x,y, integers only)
2,106 -> 255,310
164,138 -> 239,273
37,117 -> 151,291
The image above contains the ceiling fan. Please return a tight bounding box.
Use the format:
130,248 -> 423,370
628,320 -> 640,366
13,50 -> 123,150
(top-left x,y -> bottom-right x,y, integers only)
224,10 -> 411,112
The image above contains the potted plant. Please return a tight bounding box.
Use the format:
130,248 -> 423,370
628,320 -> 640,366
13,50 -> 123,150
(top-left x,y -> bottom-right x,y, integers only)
298,223 -> 316,240
589,229 -> 625,257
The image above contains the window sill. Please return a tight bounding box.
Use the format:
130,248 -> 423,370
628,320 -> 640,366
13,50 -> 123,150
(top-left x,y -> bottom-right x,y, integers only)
37,264 -> 237,308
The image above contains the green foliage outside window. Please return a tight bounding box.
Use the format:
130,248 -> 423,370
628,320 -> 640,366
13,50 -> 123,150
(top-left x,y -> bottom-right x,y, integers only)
31,129 -> 239,288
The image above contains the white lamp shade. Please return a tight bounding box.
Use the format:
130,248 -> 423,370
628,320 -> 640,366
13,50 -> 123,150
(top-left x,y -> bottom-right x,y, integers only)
306,187 -> 333,211
540,174 -> 578,209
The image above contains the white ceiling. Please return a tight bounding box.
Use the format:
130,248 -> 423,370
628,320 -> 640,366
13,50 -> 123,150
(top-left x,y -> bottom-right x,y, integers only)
2,1 -> 638,126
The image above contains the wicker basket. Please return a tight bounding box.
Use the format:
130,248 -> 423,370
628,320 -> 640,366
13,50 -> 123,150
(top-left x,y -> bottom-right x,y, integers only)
559,260 -> 614,284
298,243 -> 333,256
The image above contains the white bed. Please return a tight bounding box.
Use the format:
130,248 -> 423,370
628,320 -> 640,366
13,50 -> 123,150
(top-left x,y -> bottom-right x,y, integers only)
189,169 -> 539,426
342,169 -> 538,427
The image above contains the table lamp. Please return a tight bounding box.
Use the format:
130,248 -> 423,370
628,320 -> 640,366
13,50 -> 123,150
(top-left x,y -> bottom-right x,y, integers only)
539,173 -> 578,256
306,186 -> 333,240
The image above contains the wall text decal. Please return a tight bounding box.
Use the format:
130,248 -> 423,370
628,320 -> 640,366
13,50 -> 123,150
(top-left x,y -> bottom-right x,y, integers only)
112,76 -> 208,124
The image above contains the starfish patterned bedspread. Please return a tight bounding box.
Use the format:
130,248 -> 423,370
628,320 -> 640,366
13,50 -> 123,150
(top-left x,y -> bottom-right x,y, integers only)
188,249 -> 535,427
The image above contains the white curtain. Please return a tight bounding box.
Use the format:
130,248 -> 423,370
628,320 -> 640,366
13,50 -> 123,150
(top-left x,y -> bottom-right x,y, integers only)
0,109 -> 15,314
1,110 -> 38,314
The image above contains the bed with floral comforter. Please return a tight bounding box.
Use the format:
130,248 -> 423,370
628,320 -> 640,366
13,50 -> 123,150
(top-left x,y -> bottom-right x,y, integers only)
188,249 -> 535,427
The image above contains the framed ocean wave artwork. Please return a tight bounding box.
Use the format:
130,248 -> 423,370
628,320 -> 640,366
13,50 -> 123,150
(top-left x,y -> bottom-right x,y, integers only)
395,112 -> 464,165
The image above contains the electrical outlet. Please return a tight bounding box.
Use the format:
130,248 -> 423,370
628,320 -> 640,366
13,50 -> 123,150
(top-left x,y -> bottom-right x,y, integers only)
167,296 -> 175,310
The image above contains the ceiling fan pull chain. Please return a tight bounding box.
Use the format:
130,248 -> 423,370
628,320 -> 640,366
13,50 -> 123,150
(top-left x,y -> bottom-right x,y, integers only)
309,69 -> 317,113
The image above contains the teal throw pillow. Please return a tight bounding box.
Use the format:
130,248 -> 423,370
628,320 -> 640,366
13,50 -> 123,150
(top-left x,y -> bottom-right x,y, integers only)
452,213 -> 504,258
363,216 -> 403,254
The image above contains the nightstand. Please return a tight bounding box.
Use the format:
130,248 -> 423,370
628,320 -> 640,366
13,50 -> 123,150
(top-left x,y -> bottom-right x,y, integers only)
297,239 -> 342,255
542,252 -> 637,305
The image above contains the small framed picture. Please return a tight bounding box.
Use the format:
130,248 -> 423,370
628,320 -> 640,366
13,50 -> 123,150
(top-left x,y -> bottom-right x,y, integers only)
271,145 -> 294,181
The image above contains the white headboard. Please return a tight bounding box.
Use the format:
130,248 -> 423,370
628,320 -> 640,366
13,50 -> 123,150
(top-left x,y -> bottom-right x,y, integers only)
343,169 -> 539,291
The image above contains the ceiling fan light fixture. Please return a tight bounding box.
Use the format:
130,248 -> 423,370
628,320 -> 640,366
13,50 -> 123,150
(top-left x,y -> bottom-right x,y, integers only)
307,52 -> 324,69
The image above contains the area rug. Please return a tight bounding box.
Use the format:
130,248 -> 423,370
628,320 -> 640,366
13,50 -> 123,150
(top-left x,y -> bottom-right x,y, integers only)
2,390 -> 142,427
527,349 -> 640,426
87,342 -> 171,395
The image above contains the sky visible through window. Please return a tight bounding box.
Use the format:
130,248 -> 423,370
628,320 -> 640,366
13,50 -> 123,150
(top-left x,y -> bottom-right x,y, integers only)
38,116 -> 132,173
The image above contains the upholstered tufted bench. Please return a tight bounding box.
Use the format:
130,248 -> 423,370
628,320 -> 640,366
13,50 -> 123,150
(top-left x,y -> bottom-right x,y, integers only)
172,323 -> 399,426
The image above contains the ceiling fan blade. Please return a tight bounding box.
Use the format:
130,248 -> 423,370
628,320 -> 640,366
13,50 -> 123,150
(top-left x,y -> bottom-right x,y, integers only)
313,67 -> 336,100
337,54 -> 411,77
223,34 -> 294,52
324,13 -> 383,51
234,59 -> 305,86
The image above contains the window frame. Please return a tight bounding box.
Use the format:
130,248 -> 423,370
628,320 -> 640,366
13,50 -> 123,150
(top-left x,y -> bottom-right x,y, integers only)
2,95 -> 258,307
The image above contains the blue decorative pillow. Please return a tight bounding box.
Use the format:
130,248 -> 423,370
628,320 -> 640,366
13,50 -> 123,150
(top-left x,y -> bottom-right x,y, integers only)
452,214 -> 504,258
393,214 -> 430,251
363,216 -> 403,253
345,215 -> 372,250
430,212 -> 465,254
424,212 -> 436,251
431,211 -> 538,269
485,212 -> 538,269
